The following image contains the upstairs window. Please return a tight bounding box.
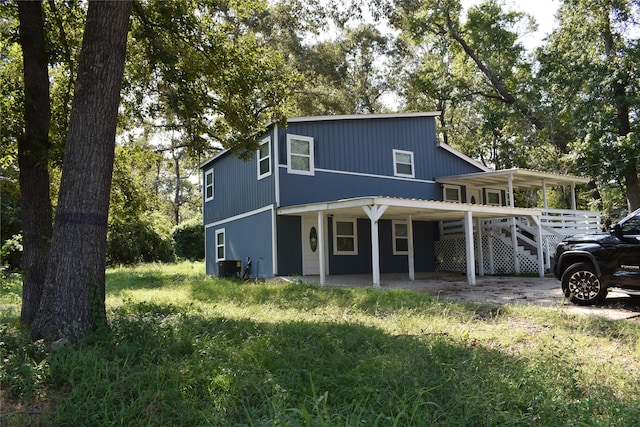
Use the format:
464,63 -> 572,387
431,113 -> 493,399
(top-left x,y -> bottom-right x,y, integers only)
443,185 -> 461,203
257,137 -> 271,179
393,149 -> 415,178
393,221 -> 409,255
287,134 -> 314,175
486,189 -> 502,206
333,218 -> 358,255
204,169 -> 214,201
215,229 -> 225,261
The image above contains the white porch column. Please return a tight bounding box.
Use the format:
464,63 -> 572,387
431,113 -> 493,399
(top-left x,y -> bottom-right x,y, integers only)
464,211 -> 476,285
571,183 -> 577,210
530,215 -> 545,277
476,217 -> 484,276
508,175 -> 515,207
542,178 -> 548,209
407,215 -> 415,281
363,204 -> 388,288
318,211 -> 326,286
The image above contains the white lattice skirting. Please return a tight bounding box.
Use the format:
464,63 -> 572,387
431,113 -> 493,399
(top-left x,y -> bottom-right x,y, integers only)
435,233 -> 544,274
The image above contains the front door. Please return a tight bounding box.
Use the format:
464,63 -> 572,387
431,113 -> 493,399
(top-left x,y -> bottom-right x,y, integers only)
302,217 -> 320,275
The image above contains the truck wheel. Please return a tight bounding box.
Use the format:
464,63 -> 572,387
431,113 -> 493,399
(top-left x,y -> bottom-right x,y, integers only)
561,262 -> 607,306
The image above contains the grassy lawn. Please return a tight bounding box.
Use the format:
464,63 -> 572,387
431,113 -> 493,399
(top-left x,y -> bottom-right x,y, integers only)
2,262 -> 640,426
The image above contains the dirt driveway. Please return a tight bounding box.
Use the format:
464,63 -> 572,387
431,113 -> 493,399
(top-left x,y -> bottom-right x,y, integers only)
288,273 -> 640,321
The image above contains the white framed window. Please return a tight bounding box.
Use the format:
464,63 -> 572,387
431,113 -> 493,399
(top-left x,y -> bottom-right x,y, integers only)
392,221 -> 409,255
257,137 -> 271,179
393,149 -> 415,178
486,189 -> 502,206
215,228 -> 225,261
443,185 -> 461,203
204,169 -> 214,201
287,134 -> 314,175
333,218 -> 358,255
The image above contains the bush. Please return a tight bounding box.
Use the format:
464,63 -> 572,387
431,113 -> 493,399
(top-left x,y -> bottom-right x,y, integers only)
107,212 -> 174,265
1,234 -> 23,270
172,219 -> 204,261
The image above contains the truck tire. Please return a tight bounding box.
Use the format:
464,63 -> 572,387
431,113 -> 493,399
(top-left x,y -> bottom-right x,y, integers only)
561,262 -> 607,306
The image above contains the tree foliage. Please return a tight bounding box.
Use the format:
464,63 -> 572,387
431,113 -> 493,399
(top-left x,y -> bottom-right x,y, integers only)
537,0 -> 640,211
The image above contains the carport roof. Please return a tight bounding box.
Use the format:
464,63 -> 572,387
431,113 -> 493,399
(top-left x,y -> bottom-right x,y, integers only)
436,168 -> 590,189
277,196 -> 543,221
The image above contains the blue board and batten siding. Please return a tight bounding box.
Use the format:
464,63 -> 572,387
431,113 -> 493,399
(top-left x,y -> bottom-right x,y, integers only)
205,207 -> 274,277
277,115 -> 483,207
202,129 -> 276,225
202,128 -> 277,277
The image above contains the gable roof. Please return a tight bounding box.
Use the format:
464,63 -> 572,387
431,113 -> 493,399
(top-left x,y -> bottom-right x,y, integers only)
286,111 -> 440,123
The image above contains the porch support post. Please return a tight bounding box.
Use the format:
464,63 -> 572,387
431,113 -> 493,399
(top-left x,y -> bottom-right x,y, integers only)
542,179 -> 548,209
530,215 -> 545,277
363,204 -> 388,288
317,211 -> 326,286
570,183 -> 577,210
407,215 -> 415,281
464,211 -> 476,285
476,217 -> 484,276
508,175 -> 515,207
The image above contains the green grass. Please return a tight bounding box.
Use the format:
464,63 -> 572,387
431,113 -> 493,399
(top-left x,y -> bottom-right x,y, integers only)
2,262 -> 640,425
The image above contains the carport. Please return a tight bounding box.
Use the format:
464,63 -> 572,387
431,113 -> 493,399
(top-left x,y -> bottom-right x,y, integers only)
278,196 -> 544,287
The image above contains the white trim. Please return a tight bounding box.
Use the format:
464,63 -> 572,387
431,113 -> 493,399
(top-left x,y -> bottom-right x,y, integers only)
392,220 -> 409,255
204,169 -> 214,202
271,205 -> 278,276
205,205 -> 273,229
257,136 -> 272,180
437,142 -> 490,172
287,134 -> 315,176
274,125 -> 280,207
333,217 -> 358,255
393,149 -> 415,178
215,228 -> 225,262
282,166 -> 435,184
287,112 -> 441,123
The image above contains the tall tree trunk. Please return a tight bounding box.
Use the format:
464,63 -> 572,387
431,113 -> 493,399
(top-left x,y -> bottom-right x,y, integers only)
173,150 -> 181,225
602,11 -> 639,212
31,1 -> 132,342
17,1 -> 53,325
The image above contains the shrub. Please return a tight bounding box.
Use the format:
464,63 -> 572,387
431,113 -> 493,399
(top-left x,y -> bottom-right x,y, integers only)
172,218 -> 204,261
107,212 -> 174,265
1,234 -> 23,270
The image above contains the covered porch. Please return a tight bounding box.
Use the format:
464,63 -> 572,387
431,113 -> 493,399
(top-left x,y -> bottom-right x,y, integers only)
278,196 -> 545,287
435,168 -> 600,271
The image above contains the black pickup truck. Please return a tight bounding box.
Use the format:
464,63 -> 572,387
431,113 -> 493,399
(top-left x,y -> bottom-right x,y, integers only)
553,208 -> 640,305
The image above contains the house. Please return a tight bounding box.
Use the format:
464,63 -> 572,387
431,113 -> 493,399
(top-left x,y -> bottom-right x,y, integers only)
200,112 -> 599,286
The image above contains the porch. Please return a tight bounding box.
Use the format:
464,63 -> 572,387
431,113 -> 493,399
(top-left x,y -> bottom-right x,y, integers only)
278,196 -> 547,287
277,169 -> 598,288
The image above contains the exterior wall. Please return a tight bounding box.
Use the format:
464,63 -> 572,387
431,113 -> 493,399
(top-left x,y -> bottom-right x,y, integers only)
275,215 -> 438,276
277,116 -> 484,207
202,129 -> 276,225
205,207 -> 274,278
276,215 -> 303,275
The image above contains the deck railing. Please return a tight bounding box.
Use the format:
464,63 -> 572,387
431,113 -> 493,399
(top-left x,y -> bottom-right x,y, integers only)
436,209 -> 601,273
540,208 -> 602,236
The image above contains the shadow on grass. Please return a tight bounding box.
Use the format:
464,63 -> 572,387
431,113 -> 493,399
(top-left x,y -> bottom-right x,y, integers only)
33,300 -> 637,426
188,277 -> 488,318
